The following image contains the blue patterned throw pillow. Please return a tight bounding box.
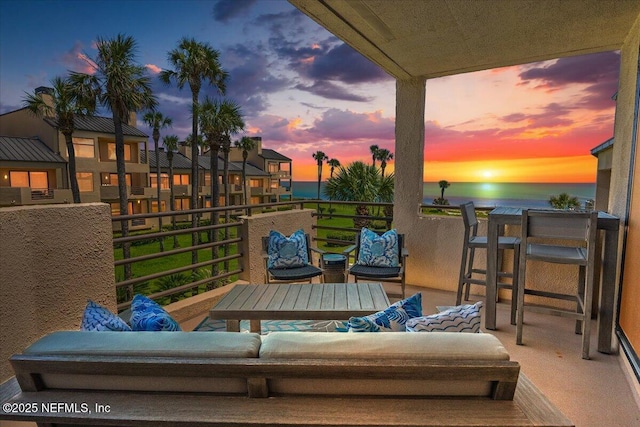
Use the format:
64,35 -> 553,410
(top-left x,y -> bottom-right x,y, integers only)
406,301 -> 482,333
267,229 -> 309,269
348,293 -> 422,332
81,300 -> 131,331
129,294 -> 181,331
357,227 -> 399,267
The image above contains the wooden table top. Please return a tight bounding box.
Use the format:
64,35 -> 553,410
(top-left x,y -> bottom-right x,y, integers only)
209,283 -> 390,321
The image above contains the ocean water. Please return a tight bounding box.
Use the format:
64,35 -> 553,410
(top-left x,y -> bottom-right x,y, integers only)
292,181 -> 596,209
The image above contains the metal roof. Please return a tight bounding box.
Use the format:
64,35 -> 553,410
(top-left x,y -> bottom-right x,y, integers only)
261,148 -> 291,161
142,149 -> 194,170
591,137 -> 614,156
44,115 -> 148,138
0,136 -> 67,163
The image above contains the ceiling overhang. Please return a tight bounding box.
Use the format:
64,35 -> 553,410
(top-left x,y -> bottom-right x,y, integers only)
290,0 -> 640,79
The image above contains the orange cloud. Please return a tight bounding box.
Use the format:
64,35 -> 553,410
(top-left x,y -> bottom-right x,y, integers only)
145,64 -> 162,74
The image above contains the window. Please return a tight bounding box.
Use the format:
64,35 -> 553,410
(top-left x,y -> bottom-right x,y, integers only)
9,171 -> 48,189
270,180 -> 278,189
204,173 -> 211,187
173,174 -> 189,185
250,196 -> 261,205
151,174 -> 170,189
76,172 -> 94,192
151,201 -> 166,213
107,143 -> 132,161
174,198 -> 190,210
107,173 -> 132,186
72,137 -> 95,158
250,179 -> 263,188
268,163 -> 278,173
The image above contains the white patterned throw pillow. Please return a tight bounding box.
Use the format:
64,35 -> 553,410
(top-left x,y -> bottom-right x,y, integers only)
267,229 -> 309,269
406,301 -> 483,333
357,227 -> 399,267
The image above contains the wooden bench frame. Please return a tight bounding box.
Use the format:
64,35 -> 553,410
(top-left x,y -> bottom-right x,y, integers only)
9,354 -> 520,400
0,346 -> 574,426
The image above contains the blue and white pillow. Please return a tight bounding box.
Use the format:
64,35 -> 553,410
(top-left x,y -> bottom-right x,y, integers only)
267,229 -> 309,269
406,301 -> 482,333
348,292 -> 422,332
129,294 -> 181,331
80,300 -> 131,331
357,228 -> 399,267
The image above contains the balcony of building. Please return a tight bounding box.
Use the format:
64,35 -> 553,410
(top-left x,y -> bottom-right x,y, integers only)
0,186 -> 74,206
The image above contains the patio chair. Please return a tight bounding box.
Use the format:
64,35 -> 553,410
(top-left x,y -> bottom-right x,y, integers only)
515,209 -> 598,360
262,230 -> 324,284
457,202 -> 521,325
343,228 -> 408,298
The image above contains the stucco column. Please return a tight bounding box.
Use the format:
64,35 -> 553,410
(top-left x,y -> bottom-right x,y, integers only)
394,77 -> 426,252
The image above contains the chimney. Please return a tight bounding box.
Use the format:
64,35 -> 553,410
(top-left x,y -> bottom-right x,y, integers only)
251,136 -> 262,154
128,111 -> 137,126
178,141 -> 190,159
35,87 -> 55,112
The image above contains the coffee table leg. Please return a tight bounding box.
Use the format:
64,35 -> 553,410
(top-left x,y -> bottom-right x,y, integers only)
250,320 -> 261,334
226,320 -> 240,332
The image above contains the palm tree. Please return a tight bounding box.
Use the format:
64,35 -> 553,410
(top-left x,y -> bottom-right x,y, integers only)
160,37 -> 227,264
434,179 -> 451,205
549,192 -> 581,210
163,135 -> 180,249
143,111 -> 172,252
327,158 -> 340,218
235,136 -> 257,206
70,34 -> 157,289
369,144 -> 379,167
312,150 -> 328,213
324,161 -> 393,229
23,77 -> 96,203
376,148 -> 394,177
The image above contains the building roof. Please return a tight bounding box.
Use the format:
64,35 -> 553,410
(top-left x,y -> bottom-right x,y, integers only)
44,115 -> 148,138
261,148 -> 291,161
0,136 -> 67,163
591,137 -> 614,156
143,149 -> 194,170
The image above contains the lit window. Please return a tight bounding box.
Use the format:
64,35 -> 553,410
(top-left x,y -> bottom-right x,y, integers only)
72,137 -> 95,158
76,172 -> 94,192
106,143 -> 132,161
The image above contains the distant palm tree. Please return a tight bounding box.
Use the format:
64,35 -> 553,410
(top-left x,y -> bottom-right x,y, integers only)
23,77 -> 96,203
235,136 -> 257,205
324,161 -> 393,229
143,111 -> 172,252
160,37 -> 227,264
328,158 -> 341,178
312,151 -> 328,212
163,135 -> 180,248
376,148 -> 394,177
370,144 -> 379,167
70,33 -> 157,290
549,192 -> 581,210
433,179 -> 451,205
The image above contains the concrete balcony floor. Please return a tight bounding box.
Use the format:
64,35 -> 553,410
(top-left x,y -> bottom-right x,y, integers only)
183,283 -> 640,427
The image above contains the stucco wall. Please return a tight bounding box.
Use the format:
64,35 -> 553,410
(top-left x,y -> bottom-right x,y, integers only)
239,209 -> 316,283
0,203 -> 116,383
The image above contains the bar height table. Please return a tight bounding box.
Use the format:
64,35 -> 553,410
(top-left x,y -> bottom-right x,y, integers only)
485,207 -> 620,354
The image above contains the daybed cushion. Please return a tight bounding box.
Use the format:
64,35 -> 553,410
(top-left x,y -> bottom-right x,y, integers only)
80,300 -> 131,331
357,227 -> 399,267
268,229 -> 310,268
348,292 -> 422,332
129,294 -> 181,331
260,331 -> 509,360
25,331 -> 261,358
406,301 -> 483,333
260,331 -> 510,397
21,331 -> 262,394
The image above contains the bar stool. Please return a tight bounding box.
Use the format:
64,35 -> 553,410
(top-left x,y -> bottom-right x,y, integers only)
457,202 -> 521,325
515,209 -> 598,360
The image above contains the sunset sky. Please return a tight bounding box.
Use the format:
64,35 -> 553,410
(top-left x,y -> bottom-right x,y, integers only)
0,0 -> 619,183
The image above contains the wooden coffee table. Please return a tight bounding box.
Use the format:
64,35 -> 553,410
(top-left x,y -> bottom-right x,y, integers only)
209,282 -> 390,333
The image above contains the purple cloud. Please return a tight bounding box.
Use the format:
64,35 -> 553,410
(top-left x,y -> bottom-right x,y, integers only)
212,0 -> 257,23
294,81 -> 373,102
304,43 -> 390,84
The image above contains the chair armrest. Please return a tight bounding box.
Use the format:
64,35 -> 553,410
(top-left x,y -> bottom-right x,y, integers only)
310,246 -> 326,255
342,245 -> 356,256
401,247 -> 409,258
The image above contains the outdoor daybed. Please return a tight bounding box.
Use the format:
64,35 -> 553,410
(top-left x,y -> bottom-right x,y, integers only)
0,330 -> 573,427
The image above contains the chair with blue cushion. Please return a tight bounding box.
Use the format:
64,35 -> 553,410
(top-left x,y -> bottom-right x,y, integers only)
262,229 -> 325,284
343,228 -> 408,298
